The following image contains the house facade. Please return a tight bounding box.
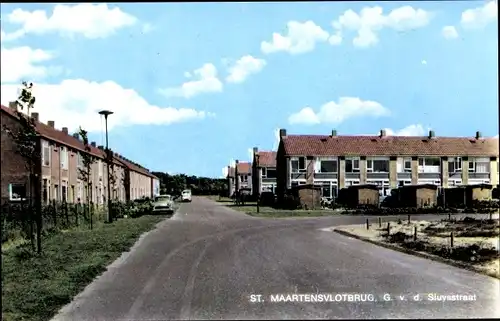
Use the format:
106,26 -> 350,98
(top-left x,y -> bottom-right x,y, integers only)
1,103 -> 158,205
276,128 -> 499,203
227,160 -> 252,196
251,148 -> 277,197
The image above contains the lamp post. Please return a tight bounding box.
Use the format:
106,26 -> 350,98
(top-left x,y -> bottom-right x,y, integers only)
255,154 -> 260,213
98,110 -> 114,223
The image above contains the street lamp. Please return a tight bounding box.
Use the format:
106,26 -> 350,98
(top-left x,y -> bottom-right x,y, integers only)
98,110 -> 114,223
255,154 -> 260,213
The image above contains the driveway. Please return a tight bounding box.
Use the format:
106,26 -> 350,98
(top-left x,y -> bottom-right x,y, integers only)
52,196 -> 500,320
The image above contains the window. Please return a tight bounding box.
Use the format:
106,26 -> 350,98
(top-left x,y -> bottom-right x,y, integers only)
319,159 -> 338,173
468,157 -> 489,173
62,183 -> 67,202
60,146 -> 68,170
9,183 -> 26,201
291,181 -> 299,188
418,157 -> 441,173
42,141 -> 50,166
77,153 -> 84,168
267,169 -> 277,178
261,167 -> 267,177
448,157 -> 462,173
404,158 -> 412,172
43,179 -> 48,204
291,157 -> 306,173
367,159 -> 389,172
98,160 -> 103,177
345,158 -> 360,173
77,182 -> 83,202
321,184 -> 332,198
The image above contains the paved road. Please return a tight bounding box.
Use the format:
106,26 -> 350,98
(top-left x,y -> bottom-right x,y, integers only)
52,197 -> 499,320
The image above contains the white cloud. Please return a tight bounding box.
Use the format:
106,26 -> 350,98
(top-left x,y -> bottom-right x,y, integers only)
421,60 -> 427,65
442,25 -> 458,39
226,55 -> 266,84
1,46 -> 62,83
1,80 -> 212,132
288,97 -> 390,125
383,124 -> 427,136
141,23 -> 154,34
493,134 -> 499,138
332,5 -> 431,48
328,31 -> 343,45
184,71 -> 192,78
261,20 -> 329,54
461,1 -> 497,29
221,166 -> 228,178
4,4 -> 137,40
159,63 -> 223,99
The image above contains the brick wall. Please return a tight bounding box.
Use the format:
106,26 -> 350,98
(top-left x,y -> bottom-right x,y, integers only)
0,112 -> 32,203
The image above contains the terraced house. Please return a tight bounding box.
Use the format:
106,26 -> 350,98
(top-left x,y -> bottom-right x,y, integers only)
226,161 -> 252,196
1,103 -> 159,205
276,128 -> 499,203
251,148 -> 277,196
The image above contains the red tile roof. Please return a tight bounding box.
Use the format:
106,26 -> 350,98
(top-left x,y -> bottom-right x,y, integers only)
228,162 -> 252,177
281,135 -> 499,157
256,151 -> 277,167
1,104 -> 157,177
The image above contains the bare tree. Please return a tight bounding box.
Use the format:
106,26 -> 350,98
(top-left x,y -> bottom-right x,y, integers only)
77,127 -> 96,229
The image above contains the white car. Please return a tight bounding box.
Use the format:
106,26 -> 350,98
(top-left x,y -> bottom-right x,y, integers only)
152,195 -> 174,215
181,189 -> 192,202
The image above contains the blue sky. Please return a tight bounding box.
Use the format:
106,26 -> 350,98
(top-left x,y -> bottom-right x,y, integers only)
1,1 -> 498,178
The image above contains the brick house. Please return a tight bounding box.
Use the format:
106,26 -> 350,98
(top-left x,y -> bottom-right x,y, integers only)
276,128 -> 499,205
1,104 -> 158,205
251,148 -> 277,197
227,160 -> 252,196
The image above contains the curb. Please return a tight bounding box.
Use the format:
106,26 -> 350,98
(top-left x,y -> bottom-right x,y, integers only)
333,229 -> 499,280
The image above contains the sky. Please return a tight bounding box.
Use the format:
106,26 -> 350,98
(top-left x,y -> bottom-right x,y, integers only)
0,1 -> 498,178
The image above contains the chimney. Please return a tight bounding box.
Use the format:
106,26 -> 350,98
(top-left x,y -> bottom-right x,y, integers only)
279,128 -> 287,137
62,127 -> 68,135
72,133 -> 79,139
475,131 -> 482,139
31,112 -> 39,122
97,145 -> 104,150
380,129 -> 386,137
331,129 -> 337,137
253,147 -> 258,154
428,130 -> 435,139
91,142 -> 96,147
48,121 -> 55,128
8,101 -> 17,110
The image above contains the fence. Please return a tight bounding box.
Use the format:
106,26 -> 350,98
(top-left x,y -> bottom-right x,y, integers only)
1,198 -> 109,245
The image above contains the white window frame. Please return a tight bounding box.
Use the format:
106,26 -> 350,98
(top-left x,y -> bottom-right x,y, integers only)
418,157 -> 441,173
468,157 -> 490,173
291,157 -> 306,173
403,158 -> 412,172
9,183 -> 27,201
261,167 -> 267,177
345,157 -> 360,173
316,157 -> 338,173
42,141 -> 50,167
60,146 -> 69,170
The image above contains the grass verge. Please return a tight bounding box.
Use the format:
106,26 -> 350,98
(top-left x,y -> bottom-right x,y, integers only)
331,218 -> 500,279
2,215 -> 166,321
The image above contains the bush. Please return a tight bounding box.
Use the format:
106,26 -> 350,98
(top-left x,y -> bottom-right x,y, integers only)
259,192 -> 275,207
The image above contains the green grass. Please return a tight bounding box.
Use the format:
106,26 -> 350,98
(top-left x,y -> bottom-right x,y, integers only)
1,215 -> 166,321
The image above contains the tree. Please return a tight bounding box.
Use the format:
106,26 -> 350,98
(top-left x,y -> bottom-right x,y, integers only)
1,81 -> 42,253
77,127 -> 96,229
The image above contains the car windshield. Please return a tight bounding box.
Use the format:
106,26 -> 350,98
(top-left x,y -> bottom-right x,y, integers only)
155,195 -> 171,202
182,190 -> 191,195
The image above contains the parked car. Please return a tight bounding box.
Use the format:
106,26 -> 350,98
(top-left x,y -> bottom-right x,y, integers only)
181,189 -> 192,202
152,195 -> 175,215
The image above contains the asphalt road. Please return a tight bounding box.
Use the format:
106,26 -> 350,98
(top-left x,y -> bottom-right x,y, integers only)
52,197 -> 500,320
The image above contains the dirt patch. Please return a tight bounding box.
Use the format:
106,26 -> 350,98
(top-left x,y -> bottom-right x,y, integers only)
332,217 -> 500,278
